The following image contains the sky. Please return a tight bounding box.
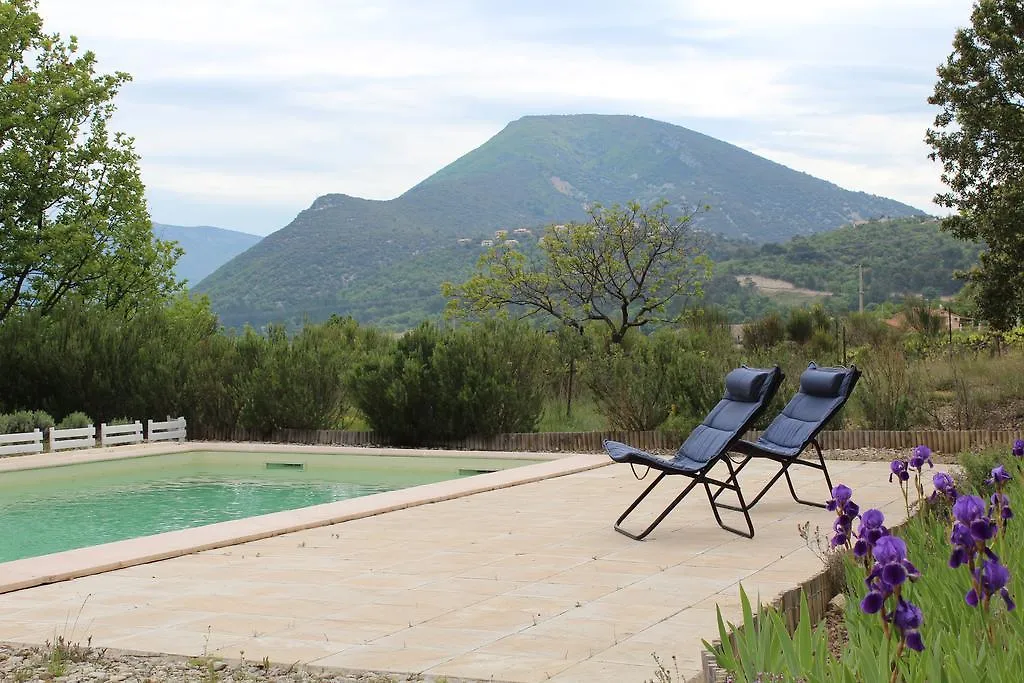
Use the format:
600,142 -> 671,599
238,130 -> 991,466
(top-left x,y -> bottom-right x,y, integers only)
37,0 -> 975,237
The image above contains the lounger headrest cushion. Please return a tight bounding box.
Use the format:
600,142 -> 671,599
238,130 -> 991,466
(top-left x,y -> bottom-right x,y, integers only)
725,367 -> 770,402
800,366 -> 846,398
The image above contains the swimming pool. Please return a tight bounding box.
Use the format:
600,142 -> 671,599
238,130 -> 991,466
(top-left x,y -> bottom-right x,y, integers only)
0,450 -> 543,563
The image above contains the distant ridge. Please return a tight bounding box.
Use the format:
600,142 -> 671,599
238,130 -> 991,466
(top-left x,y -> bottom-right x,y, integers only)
153,223 -> 262,286
196,114 -> 925,329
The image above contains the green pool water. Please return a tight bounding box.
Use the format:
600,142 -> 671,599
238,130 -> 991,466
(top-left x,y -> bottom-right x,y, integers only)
0,451 -> 541,563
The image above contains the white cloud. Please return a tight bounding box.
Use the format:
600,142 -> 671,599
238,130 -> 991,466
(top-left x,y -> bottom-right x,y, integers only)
35,0 -> 976,234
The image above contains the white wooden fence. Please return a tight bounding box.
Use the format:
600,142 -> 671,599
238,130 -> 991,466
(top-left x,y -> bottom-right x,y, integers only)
99,421 -> 144,447
48,425 -> 95,451
0,416 -> 186,457
147,416 -> 187,442
0,429 -> 43,456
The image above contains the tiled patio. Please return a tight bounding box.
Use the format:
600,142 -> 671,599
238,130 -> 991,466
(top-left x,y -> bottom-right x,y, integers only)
0,450 -> 907,683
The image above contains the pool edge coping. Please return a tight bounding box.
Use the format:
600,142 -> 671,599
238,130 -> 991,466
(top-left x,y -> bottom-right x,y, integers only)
0,443 -> 608,595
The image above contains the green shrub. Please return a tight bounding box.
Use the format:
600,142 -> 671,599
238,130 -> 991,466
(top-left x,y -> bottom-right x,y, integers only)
586,327 -> 737,432
786,308 -> 814,345
851,345 -> 925,429
955,448 -> 1007,494
586,339 -> 675,431
234,320 -> 362,434
903,297 -> 943,337
845,311 -> 896,348
807,329 -> 837,363
349,319 -> 552,445
56,412 -> 93,429
0,410 -> 54,434
0,295 -> 223,425
742,313 -> 785,351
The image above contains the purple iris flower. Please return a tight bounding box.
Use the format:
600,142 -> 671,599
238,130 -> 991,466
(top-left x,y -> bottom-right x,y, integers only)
853,508 -> 888,558
892,599 -> 925,652
890,459 -> 910,483
1013,439 -> 1024,457
909,445 -> 933,471
970,517 -> 998,543
965,559 -> 1016,611
873,536 -> 907,565
861,589 -> 885,614
825,484 -> 860,547
990,492 -> 1014,521
866,535 -> 920,593
831,515 -> 852,548
986,465 -> 1012,485
933,471 -> 956,496
953,495 -> 986,525
826,484 -> 859,518
861,508 -> 885,528
827,484 -> 852,510
948,522 -> 975,568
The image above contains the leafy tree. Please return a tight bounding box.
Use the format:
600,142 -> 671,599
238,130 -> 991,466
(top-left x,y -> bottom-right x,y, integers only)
926,0 -> 1024,329
443,200 -> 710,344
0,0 -> 180,324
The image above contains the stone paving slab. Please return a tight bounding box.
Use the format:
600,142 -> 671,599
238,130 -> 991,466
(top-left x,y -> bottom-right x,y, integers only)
0,453 -> 906,682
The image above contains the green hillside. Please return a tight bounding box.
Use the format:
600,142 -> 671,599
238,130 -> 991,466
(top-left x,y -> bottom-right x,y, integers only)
195,216 -> 977,330
708,216 -> 983,315
196,114 -> 925,330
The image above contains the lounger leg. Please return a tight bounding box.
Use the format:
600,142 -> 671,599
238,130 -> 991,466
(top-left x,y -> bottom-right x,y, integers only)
614,472 -> 701,541
782,440 -> 832,509
743,465 -> 793,510
707,454 -> 754,504
704,458 -> 755,538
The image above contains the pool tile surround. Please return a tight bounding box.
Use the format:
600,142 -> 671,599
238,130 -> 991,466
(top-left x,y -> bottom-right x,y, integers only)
0,443 -> 906,682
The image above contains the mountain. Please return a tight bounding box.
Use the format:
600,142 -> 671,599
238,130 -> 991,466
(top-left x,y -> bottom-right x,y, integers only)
153,224 -> 262,286
196,114 -> 926,329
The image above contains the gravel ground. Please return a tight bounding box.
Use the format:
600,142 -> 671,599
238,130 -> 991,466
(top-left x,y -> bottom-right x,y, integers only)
0,639 -> 464,683
822,447 -> 960,465
0,448 -> 934,683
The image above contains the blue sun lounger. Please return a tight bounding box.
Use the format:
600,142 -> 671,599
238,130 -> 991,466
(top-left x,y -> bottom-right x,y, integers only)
603,365 -> 783,540
725,362 -> 860,514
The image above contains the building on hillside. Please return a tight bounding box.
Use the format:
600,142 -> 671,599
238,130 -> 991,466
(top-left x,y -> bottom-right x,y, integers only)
505,239 -> 519,246
495,229 -> 508,240
513,228 -> 533,236
480,239 -> 494,247
457,238 -> 472,245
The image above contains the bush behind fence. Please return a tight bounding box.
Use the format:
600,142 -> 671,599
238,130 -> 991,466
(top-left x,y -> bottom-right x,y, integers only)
190,426 -> 1024,454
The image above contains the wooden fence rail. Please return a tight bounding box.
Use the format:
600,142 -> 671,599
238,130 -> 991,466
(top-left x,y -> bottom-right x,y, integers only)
147,416 -> 187,443
189,426 -> 1024,454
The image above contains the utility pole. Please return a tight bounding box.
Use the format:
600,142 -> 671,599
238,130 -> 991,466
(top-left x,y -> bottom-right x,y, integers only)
948,306 -> 953,349
858,264 -> 864,314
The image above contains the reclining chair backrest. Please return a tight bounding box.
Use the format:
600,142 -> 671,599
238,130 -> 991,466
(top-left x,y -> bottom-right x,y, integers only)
753,363 -> 860,457
675,365 -> 783,465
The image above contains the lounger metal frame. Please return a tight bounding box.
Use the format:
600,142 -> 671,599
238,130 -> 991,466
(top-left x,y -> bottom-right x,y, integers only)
614,455 -> 756,540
